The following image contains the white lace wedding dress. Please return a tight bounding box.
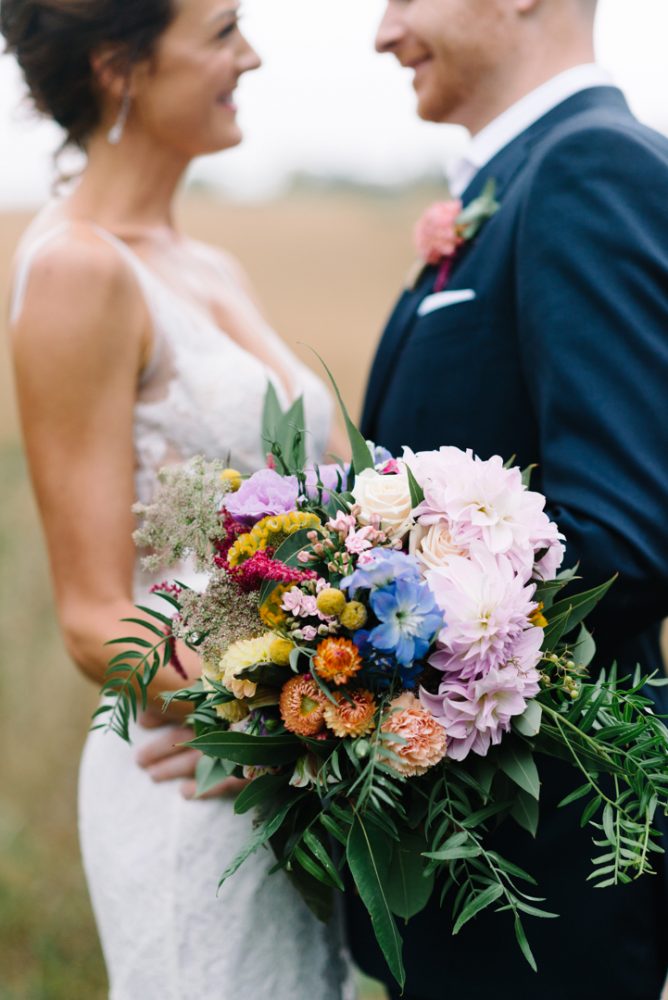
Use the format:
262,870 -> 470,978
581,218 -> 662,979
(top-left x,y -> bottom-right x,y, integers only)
11,219 -> 356,1000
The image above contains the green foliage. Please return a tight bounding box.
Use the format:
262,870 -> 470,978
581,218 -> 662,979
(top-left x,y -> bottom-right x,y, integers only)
347,812 -> 405,989
194,756 -> 237,797
261,383 -> 307,475
385,830 -> 435,921
542,577 -> 616,651
94,601 -> 178,742
456,178 -> 500,240
306,349 -> 374,476
535,667 -> 668,887
404,463 -> 425,508
187,729 -> 302,765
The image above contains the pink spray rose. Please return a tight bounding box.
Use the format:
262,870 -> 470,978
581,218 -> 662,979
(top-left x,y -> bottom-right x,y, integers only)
414,200 -> 464,266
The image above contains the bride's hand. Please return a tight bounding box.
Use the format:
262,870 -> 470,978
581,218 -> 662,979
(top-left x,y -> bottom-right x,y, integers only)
135,723 -> 247,799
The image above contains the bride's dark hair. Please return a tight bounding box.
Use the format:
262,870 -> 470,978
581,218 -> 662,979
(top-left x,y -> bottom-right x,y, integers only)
0,0 -> 176,149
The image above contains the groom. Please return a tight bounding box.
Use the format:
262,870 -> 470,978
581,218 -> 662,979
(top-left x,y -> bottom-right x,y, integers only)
349,1 -> 668,998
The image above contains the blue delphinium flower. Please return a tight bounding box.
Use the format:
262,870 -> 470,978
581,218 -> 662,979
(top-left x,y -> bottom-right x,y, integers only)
341,548 -> 421,594
354,631 -> 425,691
366,578 -> 443,666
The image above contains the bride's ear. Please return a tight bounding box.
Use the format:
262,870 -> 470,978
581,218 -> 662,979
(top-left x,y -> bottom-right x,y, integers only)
90,45 -> 134,101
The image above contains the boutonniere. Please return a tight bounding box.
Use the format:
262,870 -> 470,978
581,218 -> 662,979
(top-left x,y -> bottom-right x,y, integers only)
408,178 -> 500,292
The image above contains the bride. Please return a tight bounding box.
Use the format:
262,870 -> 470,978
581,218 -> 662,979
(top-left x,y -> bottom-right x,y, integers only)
2,0 -> 354,996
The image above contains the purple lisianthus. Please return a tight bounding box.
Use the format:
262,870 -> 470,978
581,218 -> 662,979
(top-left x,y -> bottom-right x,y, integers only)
224,469 -> 299,523
366,578 -> 443,665
369,443 -> 394,467
341,548 -> 421,594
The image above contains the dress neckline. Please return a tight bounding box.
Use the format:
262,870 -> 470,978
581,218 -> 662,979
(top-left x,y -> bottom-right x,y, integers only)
82,220 -> 299,408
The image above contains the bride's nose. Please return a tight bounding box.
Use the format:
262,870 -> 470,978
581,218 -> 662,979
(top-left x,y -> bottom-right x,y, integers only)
238,31 -> 262,74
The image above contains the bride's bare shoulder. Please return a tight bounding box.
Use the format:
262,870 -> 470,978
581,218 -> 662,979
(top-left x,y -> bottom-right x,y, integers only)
10,219 -> 146,359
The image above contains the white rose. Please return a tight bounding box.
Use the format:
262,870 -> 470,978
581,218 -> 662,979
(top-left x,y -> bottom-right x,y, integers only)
352,467 -> 414,540
409,520 -> 465,571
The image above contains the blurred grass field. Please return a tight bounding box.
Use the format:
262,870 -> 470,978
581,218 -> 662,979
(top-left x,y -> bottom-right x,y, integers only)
0,188 -> 433,998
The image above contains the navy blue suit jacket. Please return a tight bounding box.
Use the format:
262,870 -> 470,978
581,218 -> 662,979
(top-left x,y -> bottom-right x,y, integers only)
349,88 -> 668,1000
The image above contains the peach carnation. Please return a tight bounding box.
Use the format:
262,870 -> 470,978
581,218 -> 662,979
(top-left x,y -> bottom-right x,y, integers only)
414,199 -> 464,265
381,692 -> 447,777
324,689 -> 377,739
313,637 -> 362,687
279,675 -> 326,737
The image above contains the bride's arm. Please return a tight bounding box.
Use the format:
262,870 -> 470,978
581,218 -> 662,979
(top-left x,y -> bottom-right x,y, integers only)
10,231 -> 199,720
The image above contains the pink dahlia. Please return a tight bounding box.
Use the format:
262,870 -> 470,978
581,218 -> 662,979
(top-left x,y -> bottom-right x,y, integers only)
426,547 -> 540,680
405,447 -> 564,581
414,200 -> 464,265
421,631 -> 542,761
381,693 -> 447,776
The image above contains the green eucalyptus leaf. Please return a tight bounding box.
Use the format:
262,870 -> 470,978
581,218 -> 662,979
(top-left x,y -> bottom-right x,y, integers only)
188,730 -> 301,765
572,624 -> 597,669
514,916 -> 538,972
347,813 -> 405,989
303,829 -> 345,891
510,788 -> 539,837
385,831 -> 435,920
498,742 -> 541,799
219,797 -> 298,888
452,883 -> 504,934
195,756 -> 237,797
546,577 -> 617,641
513,701 -> 543,738
234,773 -> 288,815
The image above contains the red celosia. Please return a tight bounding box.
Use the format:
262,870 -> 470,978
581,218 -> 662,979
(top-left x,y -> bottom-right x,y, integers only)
226,549 -> 317,593
214,510 -> 250,565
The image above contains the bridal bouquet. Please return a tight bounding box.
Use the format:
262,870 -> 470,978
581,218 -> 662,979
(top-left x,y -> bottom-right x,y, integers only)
98,373 -> 668,990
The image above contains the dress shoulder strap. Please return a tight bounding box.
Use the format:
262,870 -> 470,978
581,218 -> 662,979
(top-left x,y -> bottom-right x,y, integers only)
9,221 -> 70,326
9,219 -> 165,382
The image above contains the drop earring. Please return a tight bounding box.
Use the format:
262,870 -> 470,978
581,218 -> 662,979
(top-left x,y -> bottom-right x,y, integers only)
107,89 -> 131,145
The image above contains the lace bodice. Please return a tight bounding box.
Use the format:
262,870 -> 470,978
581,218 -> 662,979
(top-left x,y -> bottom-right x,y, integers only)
10,217 -> 333,597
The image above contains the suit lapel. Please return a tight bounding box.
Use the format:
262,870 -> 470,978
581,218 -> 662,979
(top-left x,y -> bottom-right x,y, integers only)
362,87 -> 630,439
361,280 -> 430,434
362,132 -> 531,436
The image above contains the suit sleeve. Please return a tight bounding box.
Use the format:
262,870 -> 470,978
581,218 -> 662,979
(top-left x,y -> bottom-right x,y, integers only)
516,123 -> 668,645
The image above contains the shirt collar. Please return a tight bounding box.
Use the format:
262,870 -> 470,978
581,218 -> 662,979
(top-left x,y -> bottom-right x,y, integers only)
448,64 -> 615,197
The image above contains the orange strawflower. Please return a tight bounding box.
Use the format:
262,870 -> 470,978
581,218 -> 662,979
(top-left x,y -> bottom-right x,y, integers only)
279,675 -> 326,737
324,689 -> 376,739
313,637 -> 362,687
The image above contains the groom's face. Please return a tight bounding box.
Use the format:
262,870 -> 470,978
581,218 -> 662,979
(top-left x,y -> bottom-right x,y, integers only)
375,0 -> 515,128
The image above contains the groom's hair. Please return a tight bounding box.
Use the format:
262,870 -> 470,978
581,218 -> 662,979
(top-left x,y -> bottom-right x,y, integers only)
0,0 -> 177,150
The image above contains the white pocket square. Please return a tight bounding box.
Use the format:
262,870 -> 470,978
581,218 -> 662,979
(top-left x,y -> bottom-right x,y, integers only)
417,288 -> 476,317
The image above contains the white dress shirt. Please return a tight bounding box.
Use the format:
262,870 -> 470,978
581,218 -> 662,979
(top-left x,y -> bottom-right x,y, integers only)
448,64 -> 615,197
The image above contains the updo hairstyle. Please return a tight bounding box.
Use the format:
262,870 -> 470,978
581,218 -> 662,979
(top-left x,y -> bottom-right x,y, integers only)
0,0 -> 176,148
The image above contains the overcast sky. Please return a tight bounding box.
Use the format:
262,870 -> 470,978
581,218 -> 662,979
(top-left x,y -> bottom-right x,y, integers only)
1,0 -> 667,205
